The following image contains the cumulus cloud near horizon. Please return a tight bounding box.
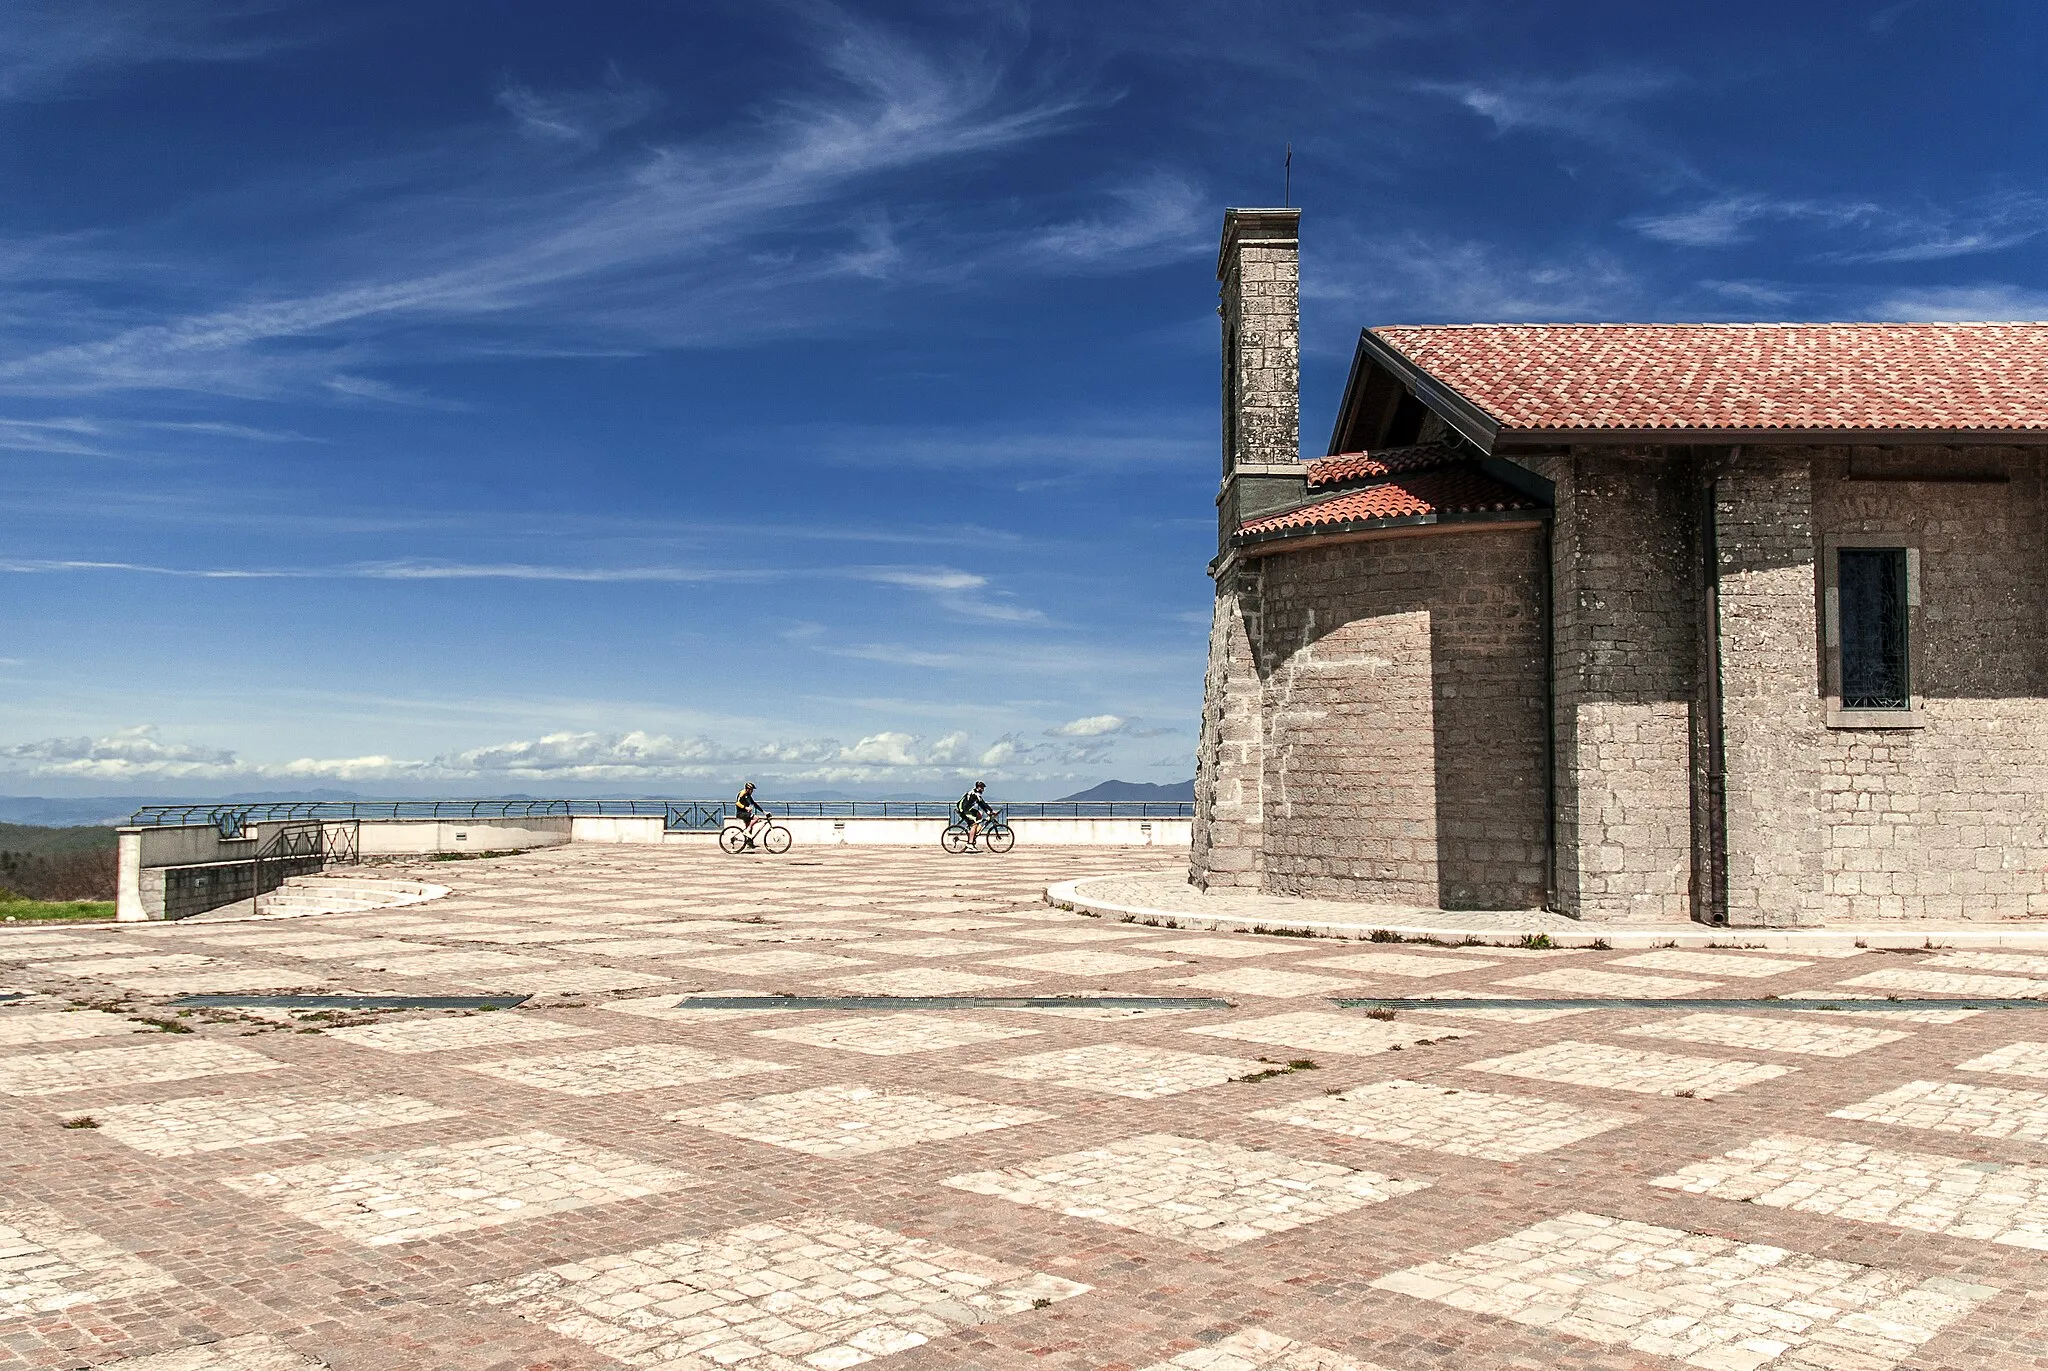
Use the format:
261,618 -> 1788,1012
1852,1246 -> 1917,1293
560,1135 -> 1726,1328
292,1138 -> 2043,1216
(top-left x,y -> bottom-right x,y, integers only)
0,721 -> 1156,789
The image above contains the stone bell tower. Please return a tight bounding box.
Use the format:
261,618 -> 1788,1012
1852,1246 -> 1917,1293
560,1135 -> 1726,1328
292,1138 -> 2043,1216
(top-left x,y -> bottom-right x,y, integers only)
1192,208 -> 1301,889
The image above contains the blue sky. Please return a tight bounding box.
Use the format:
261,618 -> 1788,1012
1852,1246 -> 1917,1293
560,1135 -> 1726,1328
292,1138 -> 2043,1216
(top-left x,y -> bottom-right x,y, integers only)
3,0 -> 2044,798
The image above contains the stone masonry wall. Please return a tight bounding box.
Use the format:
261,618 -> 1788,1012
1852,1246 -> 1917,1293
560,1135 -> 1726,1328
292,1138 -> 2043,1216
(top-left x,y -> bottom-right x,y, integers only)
1810,449 -> 2048,920
1254,527 -> 1548,909
1540,451 -> 1699,924
1715,454 -> 1827,926
1191,566 -> 1266,890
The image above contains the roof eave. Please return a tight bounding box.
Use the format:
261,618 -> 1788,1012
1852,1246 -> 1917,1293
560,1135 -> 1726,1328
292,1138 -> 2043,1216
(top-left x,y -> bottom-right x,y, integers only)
1233,505 -> 1549,551
1494,426 -> 2048,447
1354,330 -> 1505,454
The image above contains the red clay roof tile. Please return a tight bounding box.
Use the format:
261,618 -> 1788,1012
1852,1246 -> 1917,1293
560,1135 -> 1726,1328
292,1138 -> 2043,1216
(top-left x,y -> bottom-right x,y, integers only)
1308,444 -> 1462,488
1238,467 -> 1541,538
1370,322 -> 2048,433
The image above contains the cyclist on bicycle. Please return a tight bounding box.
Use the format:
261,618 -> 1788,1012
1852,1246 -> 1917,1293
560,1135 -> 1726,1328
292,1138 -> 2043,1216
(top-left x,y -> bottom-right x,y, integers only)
957,781 -> 996,850
734,782 -> 770,849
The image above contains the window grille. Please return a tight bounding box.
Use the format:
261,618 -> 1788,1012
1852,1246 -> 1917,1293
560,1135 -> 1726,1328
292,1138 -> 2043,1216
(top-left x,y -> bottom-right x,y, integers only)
1838,548 -> 1909,709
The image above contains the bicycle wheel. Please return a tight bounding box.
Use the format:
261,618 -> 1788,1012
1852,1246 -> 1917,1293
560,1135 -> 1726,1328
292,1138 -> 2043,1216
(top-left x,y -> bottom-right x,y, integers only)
940,825 -> 969,854
763,825 -> 792,854
985,824 -> 1015,853
718,825 -> 748,854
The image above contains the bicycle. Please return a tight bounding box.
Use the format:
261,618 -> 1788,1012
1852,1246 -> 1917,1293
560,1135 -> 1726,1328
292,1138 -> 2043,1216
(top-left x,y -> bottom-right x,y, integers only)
941,808 -> 1014,854
719,815 -> 791,854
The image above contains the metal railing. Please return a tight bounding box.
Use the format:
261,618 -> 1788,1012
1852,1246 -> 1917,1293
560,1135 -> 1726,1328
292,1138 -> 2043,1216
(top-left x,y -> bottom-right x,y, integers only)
129,797 -> 1196,831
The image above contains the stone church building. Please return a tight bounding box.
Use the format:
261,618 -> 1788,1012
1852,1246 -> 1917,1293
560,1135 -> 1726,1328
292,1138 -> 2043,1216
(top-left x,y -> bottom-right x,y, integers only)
1192,208 -> 2048,927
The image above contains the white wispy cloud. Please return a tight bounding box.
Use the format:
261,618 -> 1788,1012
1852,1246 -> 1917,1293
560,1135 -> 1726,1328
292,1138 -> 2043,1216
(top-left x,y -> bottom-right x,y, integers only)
0,721 -> 1147,786
0,11 -> 1099,400
1631,190 -> 2048,262
1869,284 -> 2048,321
1308,229 -> 1642,325
496,65 -> 662,147
0,0 -> 310,103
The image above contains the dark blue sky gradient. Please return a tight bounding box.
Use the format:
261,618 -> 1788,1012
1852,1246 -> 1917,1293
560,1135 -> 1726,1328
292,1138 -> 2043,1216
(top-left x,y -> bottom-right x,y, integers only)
3,1 -> 2043,796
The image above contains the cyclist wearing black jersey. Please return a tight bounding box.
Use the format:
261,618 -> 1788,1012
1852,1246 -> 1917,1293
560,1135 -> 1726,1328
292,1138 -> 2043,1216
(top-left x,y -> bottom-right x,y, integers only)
957,781 -> 996,850
734,782 -> 770,848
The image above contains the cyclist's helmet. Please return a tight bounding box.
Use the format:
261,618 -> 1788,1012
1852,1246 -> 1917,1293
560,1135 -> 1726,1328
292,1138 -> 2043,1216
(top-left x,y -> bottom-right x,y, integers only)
973,781 -> 985,792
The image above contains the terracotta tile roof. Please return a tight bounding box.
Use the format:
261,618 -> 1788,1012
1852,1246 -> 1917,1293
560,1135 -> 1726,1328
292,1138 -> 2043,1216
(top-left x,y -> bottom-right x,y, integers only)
1370,322 -> 2048,433
1238,467 -> 1542,539
1308,443 -> 1461,488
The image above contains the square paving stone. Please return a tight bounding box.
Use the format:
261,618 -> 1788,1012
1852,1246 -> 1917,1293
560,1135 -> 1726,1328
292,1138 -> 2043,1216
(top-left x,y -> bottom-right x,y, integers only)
1371,1210 -> 1993,1371
1185,1011 -> 1468,1057
819,968 -> 1032,996
353,949 -> 552,975
998,926 -> 1160,944
91,1333 -> 329,1369
1927,950 -> 2048,976
461,1042 -> 789,1096
1838,967 -> 2048,998
1298,952 -> 1490,978
1464,1040 -> 1795,1097
1252,1079 -> 1633,1160
0,1039 -> 281,1096
1958,1040 -> 2048,1079
681,949 -> 875,976
325,1013 -> 598,1054
459,966 -> 673,994
861,937 -> 1021,958
981,950 -> 1186,976
90,1090 -> 462,1155
751,1014 -> 1040,1056
1133,1327 -> 1388,1371
468,1212 -> 1088,1369
1159,968 -> 1364,999
0,1201 -> 179,1317
1492,968 -> 1718,998
1653,1132 -> 2048,1250
220,1130 -> 697,1246
965,1043 -> 1266,1098
944,1133 -> 1428,1250
1832,1079 -> 2048,1143
1606,949 -> 1812,978
0,1009 -> 148,1046
1140,938 -> 1296,959
1618,1012 -> 1909,1057
668,1083 -> 1052,1156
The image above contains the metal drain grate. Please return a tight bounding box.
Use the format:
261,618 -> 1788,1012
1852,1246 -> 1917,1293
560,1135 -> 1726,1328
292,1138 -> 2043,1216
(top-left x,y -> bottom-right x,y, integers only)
1333,996 -> 2048,1013
168,993 -> 531,1010
672,995 -> 1231,1011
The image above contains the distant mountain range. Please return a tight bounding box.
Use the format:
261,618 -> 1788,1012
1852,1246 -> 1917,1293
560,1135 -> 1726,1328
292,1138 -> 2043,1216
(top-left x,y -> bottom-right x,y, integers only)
1055,779 -> 1196,802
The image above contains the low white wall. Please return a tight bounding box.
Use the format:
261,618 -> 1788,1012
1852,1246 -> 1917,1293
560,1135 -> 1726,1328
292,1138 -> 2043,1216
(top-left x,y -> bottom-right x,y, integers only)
354,817 -> 572,855
574,815 -> 1190,846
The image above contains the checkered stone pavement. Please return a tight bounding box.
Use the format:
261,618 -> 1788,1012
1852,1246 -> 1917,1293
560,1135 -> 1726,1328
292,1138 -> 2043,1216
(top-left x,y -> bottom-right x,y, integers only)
944,1133 -> 1429,1250
1251,1079 -> 1633,1160
220,1130 -> 697,1246
6,843 -> 2047,1370
1371,1211 -> 1994,1371
668,1083 -> 1051,1156
469,1213 -> 1088,1369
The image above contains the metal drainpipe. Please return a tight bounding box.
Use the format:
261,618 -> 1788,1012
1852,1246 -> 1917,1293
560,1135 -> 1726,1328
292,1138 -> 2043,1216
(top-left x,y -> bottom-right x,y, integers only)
1699,449 -> 1734,925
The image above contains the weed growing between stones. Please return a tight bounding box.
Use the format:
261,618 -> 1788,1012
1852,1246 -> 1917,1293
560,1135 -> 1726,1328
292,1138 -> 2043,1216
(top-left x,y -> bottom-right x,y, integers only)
1518,933 -> 1555,950
1234,1058 -> 1319,1083
61,1116 -> 97,1128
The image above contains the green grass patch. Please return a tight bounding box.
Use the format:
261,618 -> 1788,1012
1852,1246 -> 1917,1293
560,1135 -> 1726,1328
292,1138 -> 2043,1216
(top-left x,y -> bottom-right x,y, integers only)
0,899 -> 118,922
